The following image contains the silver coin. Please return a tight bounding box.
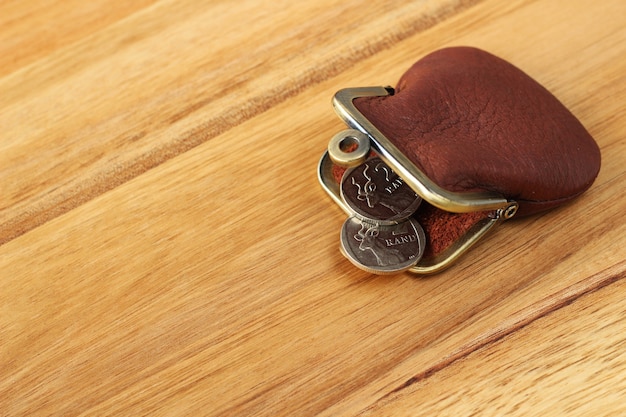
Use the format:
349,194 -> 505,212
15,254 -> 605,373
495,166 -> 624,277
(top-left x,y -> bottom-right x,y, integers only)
341,157 -> 421,224
340,217 -> 426,274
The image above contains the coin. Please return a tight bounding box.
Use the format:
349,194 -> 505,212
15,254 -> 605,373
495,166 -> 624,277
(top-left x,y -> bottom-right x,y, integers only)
341,157 -> 421,224
340,216 -> 425,274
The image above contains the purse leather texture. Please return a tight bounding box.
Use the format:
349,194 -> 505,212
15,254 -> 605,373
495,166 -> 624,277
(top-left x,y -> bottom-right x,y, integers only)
353,46 -> 601,216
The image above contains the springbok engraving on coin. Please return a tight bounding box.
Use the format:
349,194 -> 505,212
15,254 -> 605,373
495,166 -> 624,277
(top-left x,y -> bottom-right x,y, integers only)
353,222 -> 403,267
341,157 -> 421,224
340,217 -> 426,274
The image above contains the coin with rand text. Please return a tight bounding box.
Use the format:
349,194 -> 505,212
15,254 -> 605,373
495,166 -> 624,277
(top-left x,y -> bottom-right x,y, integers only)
340,216 -> 426,274
341,157 -> 422,224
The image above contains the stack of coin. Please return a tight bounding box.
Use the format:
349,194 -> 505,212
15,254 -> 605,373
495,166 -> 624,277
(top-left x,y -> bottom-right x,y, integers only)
339,157 -> 426,274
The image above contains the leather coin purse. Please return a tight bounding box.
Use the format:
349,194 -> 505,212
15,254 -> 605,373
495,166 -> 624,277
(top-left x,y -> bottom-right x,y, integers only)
318,46 -> 601,274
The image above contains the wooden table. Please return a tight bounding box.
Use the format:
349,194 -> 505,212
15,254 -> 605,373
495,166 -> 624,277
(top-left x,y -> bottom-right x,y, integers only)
1,1 -> 625,415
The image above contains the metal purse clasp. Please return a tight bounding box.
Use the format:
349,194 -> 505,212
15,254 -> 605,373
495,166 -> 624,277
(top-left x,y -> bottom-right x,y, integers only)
318,87 -> 519,274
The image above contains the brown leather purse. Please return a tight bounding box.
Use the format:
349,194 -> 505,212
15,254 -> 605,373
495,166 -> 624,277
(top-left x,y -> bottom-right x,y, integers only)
318,46 -> 600,274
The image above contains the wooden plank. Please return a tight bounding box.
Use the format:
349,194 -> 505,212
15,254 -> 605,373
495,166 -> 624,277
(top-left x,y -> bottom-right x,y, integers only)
1,0 -> 625,416
0,0 -> 479,245
0,0 -> 158,77
359,270 -> 626,416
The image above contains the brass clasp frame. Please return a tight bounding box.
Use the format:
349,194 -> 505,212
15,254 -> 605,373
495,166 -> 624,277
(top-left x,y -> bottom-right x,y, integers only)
318,87 -> 519,274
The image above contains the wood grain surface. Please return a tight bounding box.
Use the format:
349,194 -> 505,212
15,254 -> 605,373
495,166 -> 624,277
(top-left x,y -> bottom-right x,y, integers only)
1,0 -> 625,416
361,271 -> 626,416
